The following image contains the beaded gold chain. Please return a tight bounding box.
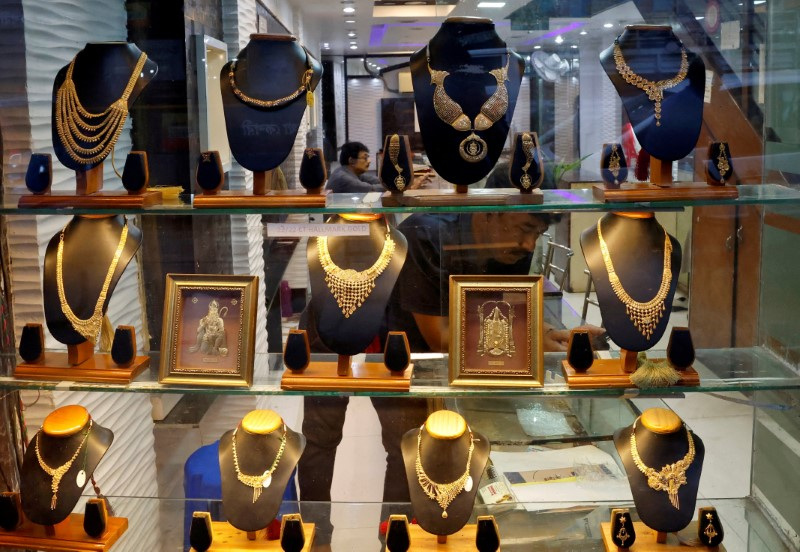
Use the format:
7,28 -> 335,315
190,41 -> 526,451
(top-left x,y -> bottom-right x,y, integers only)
231,425 -> 287,503
388,134 -> 406,190
415,426 -> 475,519
35,420 -> 93,510
229,56 -> 313,109
55,53 -> 147,164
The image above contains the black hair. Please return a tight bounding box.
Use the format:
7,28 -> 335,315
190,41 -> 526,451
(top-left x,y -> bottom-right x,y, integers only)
339,142 -> 369,167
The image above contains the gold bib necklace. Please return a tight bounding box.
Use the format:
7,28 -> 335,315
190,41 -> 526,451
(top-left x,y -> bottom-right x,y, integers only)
231,425 -> 287,503
629,417 -> 695,509
613,39 -> 688,127
426,47 -> 510,162
519,133 -> 535,189
56,218 -> 129,343
596,219 -> 671,339
415,426 -> 475,519
229,54 -> 313,109
55,52 -> 147,164
35,420 -> 93,510
317,224 -> 395,318
388,134 -> 406,190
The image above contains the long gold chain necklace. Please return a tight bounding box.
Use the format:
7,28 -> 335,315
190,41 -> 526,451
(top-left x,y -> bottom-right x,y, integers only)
229,55 -> 313,109
596,220 -> 671,339
415,426 -> 475,519
608,144 -> 621,181
426,47 -> 510,162
388,134 -> 406,190
613,39 -> 688,127
55,53 -> 147,164
35,420 -> 93,510
629,417 -> 695,509
519,133 -> 535,189
56,218 -> 129,343
317,224 -> 395,318
231,425 -> 287,503
716,142 -> 730,177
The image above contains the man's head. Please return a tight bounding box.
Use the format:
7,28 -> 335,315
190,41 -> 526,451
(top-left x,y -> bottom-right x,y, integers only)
340,142 -> 371,175
477,212 -> 554,265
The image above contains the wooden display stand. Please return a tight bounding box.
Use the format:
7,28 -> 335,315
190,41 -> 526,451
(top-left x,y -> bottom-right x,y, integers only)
381,187 -> 543,207
406,523 -> 489,550
600,520 -> 725,551
0,513 -> 128,551
190,521 -> 315,551
280,354 -> 412,392
193,170 -> 328,208
562,349 -> 700,389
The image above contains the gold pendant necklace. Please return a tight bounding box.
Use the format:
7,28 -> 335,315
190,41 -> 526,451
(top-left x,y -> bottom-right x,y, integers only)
56,218 -> 129,343
519,133 -> 535,189
415,426 -> 475,519
55,53 -> 147,164
426,47 -> 510,162
35,420 -> 93,510
229,53 -> 313,109
317,224 -> 395,318
231,425 -> 287,503
596,219 -> 672,339
613,39 -> 688,127
716,142 -> 730,180
388,134 -> 406,190
477,301 -> 515,357
608,144 -> 621,182
629,417 -> 695,509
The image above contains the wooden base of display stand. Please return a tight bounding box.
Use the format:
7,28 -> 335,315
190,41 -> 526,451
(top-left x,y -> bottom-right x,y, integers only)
193,189 -> 328,208
19,190 -> 163,208
189,521 -> 315,551
381,187 -> 542,207
406,523 -> 488,550
562,349 -> 700,389
601,520 -> 725,551
15,351 -> 149,384
281,355 -> 412,392
592,182 -> 738,203
0,513 -> 127,551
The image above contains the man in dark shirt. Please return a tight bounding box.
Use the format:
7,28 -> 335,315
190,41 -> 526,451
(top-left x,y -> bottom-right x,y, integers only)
325,141 -> 385,193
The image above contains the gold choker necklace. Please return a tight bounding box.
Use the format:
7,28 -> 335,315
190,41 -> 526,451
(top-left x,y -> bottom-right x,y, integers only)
232,425 -> 287,503
57,218 -> 129,343
388,134 -> 406,190
596,219 -> 671,339
519,133 -> 535,189
229,54 -> 313,109
317,224 -> 395,318
426,47 -> 510,162
629,417 -> 695,509
613,39 -> 688,127
415,426 -> 475,519
35,420 -> 93,510
55,52 -> 147,164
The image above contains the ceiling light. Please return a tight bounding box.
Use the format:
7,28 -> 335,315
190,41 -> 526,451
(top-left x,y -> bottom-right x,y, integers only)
350,40 -> 358,45
579,30 -> 587,35
477,1 -> 506,7
571,44 -> 578,48
533,45 -> 542,49
348,31 -> 357,37
345,19 -> 356,23
343,6 -> 355,14
350,45 -> 358,50
695,16 -> 704,20
603,23 -> 613,28
323,42 -> 330,49
754,0 -> 765,4
555,35 -> 564,44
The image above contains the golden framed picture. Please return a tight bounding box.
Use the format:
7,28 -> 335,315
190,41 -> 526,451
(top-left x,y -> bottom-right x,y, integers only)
449,275 -> 543,387
159,274 -> 258,387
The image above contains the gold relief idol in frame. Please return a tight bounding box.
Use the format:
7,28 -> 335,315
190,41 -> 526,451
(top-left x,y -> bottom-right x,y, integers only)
449,275 -> 543,387
159,274 -> 258,387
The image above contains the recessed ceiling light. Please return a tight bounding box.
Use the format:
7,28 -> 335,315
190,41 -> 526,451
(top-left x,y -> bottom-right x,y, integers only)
477,1 -> 506,7
348,31 -> 357,37
350,40 -> 358,45
579,30 -> 587,35
603,23 -> 613,28
343,6 -> 355,14
753,0 -> 765,4
323,42 -> 330,49
695,15 -> 704,20
571,44 -> 578,48
555,35 -> 564,44
533,45 -> 542,49
350,45 -> 358,50
345,19 -> 356,23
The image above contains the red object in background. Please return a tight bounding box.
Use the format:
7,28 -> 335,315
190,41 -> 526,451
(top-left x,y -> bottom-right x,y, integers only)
635,149 -> 650,182
266,518 -> 281,540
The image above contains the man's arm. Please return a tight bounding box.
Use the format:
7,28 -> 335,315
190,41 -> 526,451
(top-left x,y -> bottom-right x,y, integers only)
412,312 -> 448,352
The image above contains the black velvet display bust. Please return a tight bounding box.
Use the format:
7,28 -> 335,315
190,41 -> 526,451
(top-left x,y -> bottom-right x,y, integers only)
581,213 -> 681,351
221,35 -> 322,172
307,216 -> 407,356
43,215 -> 142,346
51,42 -> 157,171
599,26 -> 705,161
410,18 -> 524,185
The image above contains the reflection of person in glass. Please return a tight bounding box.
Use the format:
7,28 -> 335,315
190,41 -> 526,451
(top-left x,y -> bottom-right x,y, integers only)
189,299 -> 228,356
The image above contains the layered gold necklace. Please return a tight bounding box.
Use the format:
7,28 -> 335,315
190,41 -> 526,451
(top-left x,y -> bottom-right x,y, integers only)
388,134 -> 406,190
613,39 -> 688,127
55,52 -> 147,165
231,425 -> 287,503
57,218 -> 129,343
415,426 -> 475,519
519,133 -> 535,189
596,219 -> 671,339
35,420 -> 93,510
608,144 -> 621,182
229,54 -> 313,109
426,47 -> 510,162
629,417 -> 695,509
317,224 -> 395,318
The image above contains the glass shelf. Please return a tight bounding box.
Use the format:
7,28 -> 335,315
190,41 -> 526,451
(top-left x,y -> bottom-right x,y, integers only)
1,183 -> 799,216
2,346 -> 799,398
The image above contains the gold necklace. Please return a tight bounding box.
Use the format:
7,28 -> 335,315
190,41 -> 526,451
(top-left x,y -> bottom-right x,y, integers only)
608,144 -> 621,182
426,47 -> 510,162
519,133 -> 535,189
55,53 -> 147,164
613,39 -> 688,127
229,55 -> 313,109
388,134 -> 406,190
56,218 -> 129,343
629,417 -> 695,509
317,224 -> 395,318
415,426 -> 475,519
231,425 -> 287,503
35,420 -> 93,510
596,220 -> 671,339
716,142 -> 730,180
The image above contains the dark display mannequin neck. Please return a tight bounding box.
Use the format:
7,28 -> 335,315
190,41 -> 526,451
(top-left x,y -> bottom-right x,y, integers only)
51,42 -> 157,171
221,35 -> 322,172
401,426 -> 489,535
219,426 -> 305,532
599,27 -> 704,161
410,18 -> 524,184
307,217 -> 407,356
613,423 -> 704,532
43,215 -> 143,346
20,420 -> 113,525
581,213 -> 680,351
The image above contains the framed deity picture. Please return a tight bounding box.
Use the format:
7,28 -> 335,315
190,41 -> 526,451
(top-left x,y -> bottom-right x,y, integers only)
159,274 -> 258,387
448,275 -> 543,387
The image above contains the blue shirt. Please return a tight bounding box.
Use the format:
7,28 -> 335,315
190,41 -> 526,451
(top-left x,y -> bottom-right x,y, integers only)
325,165 -> 384,193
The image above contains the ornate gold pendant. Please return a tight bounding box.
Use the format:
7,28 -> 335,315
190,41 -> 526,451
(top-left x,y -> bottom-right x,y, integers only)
646,463 -> 688,509
459,132 -> 487,163
477,302 -> 515,357
704,513 -> 718,541
394,175 -> 406,191
520,173 -> 532,189
616,518 -> 630,547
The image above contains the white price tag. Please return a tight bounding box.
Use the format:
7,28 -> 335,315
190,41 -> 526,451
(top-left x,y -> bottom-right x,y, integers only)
704,70 -> 714,104
266,223 -> 369,238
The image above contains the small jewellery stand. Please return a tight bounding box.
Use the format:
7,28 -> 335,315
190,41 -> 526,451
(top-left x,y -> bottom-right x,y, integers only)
386,514 -> 500,551
189,512 -> 314,552
601,508 -> 725,551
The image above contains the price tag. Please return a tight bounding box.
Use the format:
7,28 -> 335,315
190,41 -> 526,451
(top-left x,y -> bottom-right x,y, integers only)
266,223 -> 369,238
